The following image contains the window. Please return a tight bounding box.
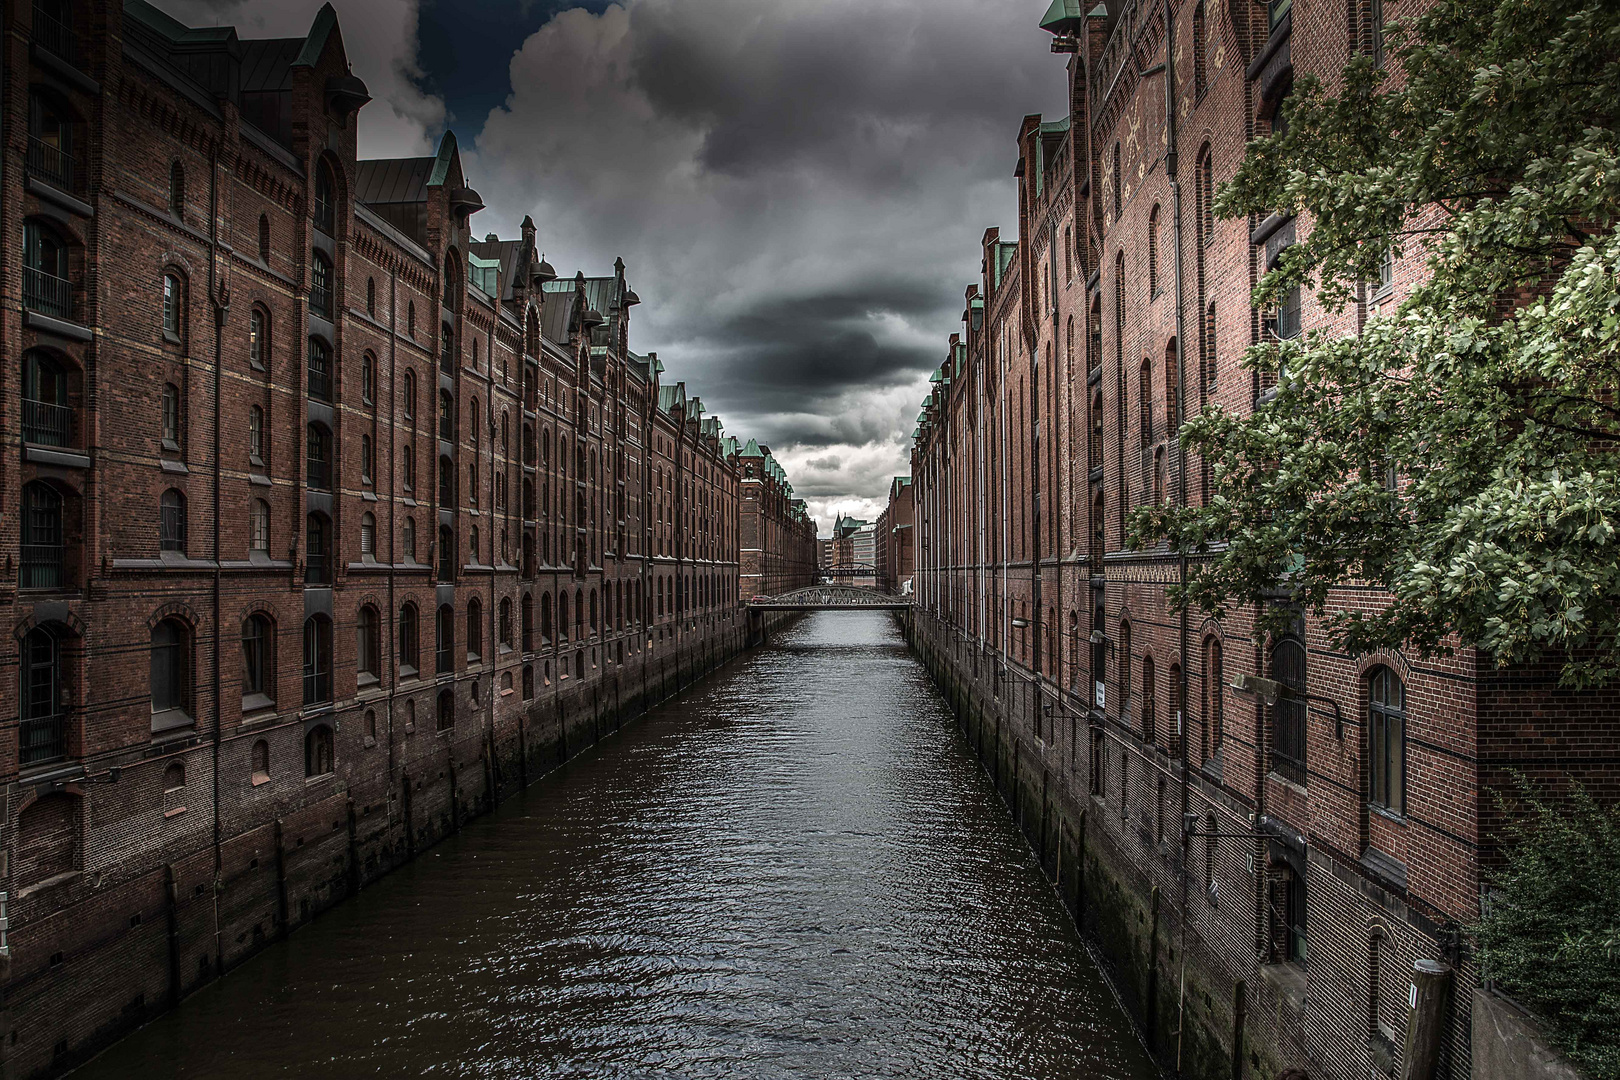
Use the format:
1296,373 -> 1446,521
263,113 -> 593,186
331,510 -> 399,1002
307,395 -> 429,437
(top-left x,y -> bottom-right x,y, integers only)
407,301 -> 416,338
467,598 -> 483,660
1203,636 -> 1224,759
258,214 -> 270,263
305,512 -> 331,585
439,390 -> 455,441
1142,654 -> 1157,743
440,322 -> 455,375
436,604 -> 455,674
1376,247 -> 1394,296
162,273 -> 182,337
251,740 -> 270,785
1197,148 -> 1214,249
19,626 -> 65,765
522,665 -> 534,700
308,337 -> 332,400
250,499 -> 270,553
1275,283 -> 1302,341
168,160 -> 185,220
1138,360 -> 1153,445
403,517 -> 416,561
402,446 -> 415,492
306,424 -> 332,490
24,221 -> 73,322
160,489 -> 187,553
399,603 -> 420,673
22,349 -> 71,447
242,614 -> 272,701
438,456 -> 454,509
500,598 -> 513,647
1119,620 -> 1133,709
313,160 -> 336,235
438,524 -> 454,583
1204,302 -> 1218,392
150,618 -> 190,720
21,482 -> 65,589
1112,142 -> 1122,220
1193,1 -> 1208,100
436,689 -> 454,732
357,606 -> 381,681
304,725 -> 334,777
521,594 -> 533,651
302,614 -> 332,706
161,382 -> 181,448
361,353 -> 375,404
360,511 -> 376,558
1271,637 -> 1307,783
361,434 -> 374,484
249,308 -> 267,369
366,277 -> 376,315
1284,867 -> 1307,963
27,88 -> 77,191
248,405 -> 264,463
403,370 -> 416,420
310,251 -> 333,319
1368,667 -> 1405,815
1148,206 -> 1160,295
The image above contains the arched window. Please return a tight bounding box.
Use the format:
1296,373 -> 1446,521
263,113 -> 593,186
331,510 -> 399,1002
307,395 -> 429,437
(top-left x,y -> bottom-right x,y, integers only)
258,214 -> 271,262
1142,654 -> 1157,742
241,613 -> 273,702
1270,637 -> 1308,783
436,689 -> 454,731
249,307 -> 268,370
589,589 -> 598,634
398,603 -> 420,673
1148,205 -> 1160,295
467,597 -> 483,660
435,604 -> 455,674
1119,619 -> 1133,709
19,626 -> 65,764
468,523 -> 479,561
541,592 -> 553,643
366,276 -> 376,315
1203,636 -> 1224,760
360,433 -> 374,484
302,614 -> 332,706
574,588 -> 585,640
249,498 -> 271,554
310,251 -> 333,318
559,591 -> 570,642
304,725 -> 334,777
150,617 -> 191,722
306,423 -> 332,490
361,352 -> 376,404
500,598 -> 513,647
360,510 -> 376,557
403,370 -> 416,420
407,301 -> 416,338
160,381 -> 181,448
305,512 -> 331,585
251,739 -> 270,784
307,336 -> 332,400
1368,667 -> 1405,815
24,220 -> 72,320
22,349 -> 71,447
20,481 -> 65,589
313,159 -> 336,234
357,605 -> 381,681
521,593 -> 533,651
402,445 -> 415,492
1165,337 -> 1180,436
522,665 -> 534,700
160,488 -> 187,553
1138,359 -> 1153,445
1197,145 -> 1215,248
1111,142 -> 1122,220
168,159 -> 185,219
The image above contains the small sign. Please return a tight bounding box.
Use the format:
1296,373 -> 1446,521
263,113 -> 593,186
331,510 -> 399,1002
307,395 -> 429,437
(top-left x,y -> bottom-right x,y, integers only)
1095,681 -> 1106,709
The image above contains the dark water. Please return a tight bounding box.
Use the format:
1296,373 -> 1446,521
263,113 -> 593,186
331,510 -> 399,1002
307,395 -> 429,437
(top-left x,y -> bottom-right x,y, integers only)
79,612 -> 1156,1080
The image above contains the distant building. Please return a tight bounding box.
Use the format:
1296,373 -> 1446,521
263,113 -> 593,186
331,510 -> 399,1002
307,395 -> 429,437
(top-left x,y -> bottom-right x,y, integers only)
829,516 -> 877,588
875,477 -> 914,595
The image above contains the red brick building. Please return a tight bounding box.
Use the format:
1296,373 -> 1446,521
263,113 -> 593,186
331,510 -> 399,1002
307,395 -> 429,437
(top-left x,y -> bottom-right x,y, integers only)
901,1 -> 1618,1079
733,437 -> 816,599
0,2 -> 812,1074
874,476 -> 913,596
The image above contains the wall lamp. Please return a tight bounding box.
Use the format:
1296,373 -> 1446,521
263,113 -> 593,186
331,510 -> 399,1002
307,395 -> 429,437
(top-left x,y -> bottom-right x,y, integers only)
1231,672 -> 1348,739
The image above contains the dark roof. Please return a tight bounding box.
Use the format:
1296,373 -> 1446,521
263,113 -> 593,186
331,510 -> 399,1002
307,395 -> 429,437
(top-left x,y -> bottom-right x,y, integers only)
469,237 -> 527,302
355,132 -> 458,206
239,38 -> 301,93
540,286 -> 576,346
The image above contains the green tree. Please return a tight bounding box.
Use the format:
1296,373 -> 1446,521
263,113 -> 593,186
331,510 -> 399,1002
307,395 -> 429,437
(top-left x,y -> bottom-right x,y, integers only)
1474,781 -> 1620,1078
1130,0 -> 1620,685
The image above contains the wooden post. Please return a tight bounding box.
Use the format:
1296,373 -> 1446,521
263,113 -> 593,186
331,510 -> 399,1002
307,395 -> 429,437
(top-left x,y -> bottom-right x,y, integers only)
1231,979 -> 1247,1080
1399,959 -> 1452,1080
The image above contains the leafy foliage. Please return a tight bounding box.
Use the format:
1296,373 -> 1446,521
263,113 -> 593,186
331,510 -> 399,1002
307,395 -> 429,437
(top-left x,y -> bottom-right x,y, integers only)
1474,782 -> 1620,1078
1129,0 -> 1620,684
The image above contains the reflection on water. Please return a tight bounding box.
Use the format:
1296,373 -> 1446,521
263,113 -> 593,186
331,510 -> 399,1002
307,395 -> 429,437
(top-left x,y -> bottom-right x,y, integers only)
77,612 -> 1155,1079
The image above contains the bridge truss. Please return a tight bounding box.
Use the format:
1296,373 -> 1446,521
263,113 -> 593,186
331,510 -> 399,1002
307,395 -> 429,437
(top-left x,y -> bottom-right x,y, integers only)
746,585 -> 910,611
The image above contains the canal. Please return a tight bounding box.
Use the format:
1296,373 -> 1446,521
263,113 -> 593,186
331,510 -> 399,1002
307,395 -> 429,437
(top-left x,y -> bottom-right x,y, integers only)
75,612 -> 1156,1079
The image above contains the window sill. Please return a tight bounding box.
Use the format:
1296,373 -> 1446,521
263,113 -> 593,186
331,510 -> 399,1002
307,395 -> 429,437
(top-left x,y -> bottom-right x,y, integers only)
356,674 -> 382,693
399,666 -> 419,682
242,693 -> 276,716
251,771 -> 270,787
16,870 -> 81,900
163,330 -> 182,346
151,708 -> 195,735
163,805 -> 187,820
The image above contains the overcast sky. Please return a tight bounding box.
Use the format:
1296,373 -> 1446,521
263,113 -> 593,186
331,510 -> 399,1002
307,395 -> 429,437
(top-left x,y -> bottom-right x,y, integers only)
156,0 -> 1068,534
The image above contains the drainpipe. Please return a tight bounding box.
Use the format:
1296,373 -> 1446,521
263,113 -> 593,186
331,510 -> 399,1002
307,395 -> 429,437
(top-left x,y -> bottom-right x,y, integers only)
208,144 -> 227,980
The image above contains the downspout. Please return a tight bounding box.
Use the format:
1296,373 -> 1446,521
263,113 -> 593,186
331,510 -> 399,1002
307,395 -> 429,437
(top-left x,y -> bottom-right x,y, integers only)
207,143 -> 227,979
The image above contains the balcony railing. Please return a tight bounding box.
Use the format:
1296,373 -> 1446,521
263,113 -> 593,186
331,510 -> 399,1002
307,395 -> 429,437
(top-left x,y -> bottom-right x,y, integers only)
20,712 -> 67,766
23,266 -> 73,320
307,458 -> 331,491
32,2 -> 76,65
26,136 -> 77,193
23,398 -> 73,446
304,554 -> 330,586
307,364 -> 332,401
309,282 -> 333,319
20,544 -> 65,589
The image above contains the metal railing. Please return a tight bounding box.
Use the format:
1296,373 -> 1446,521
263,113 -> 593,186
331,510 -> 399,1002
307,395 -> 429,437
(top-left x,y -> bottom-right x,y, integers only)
23,266 -> 73,320
20,544 -> 65,589
306,457 -> 331,491
23,398 -> 73,446
309,282 -> 333,319
32,2 -> 75,64
304,553 -> 330,586
307,363 -> 332,401
20,712 -> 67,766
26,136 -> 76,192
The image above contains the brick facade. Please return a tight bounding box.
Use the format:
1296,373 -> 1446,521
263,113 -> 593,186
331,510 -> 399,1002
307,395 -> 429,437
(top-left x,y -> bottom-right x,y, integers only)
0,2 -> 814,1075
899,2 -> 1618,1079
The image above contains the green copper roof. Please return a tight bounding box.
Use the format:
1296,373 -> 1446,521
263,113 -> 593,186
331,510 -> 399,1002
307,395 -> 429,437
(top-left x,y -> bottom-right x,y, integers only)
1038,0 -> 1084,33
928,369 -> 943,383
293,2 -> 339,67
740,438 -> 764,458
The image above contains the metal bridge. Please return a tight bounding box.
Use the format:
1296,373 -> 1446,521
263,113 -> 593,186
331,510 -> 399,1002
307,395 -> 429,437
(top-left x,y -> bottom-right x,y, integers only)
746,585 -> 910,611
